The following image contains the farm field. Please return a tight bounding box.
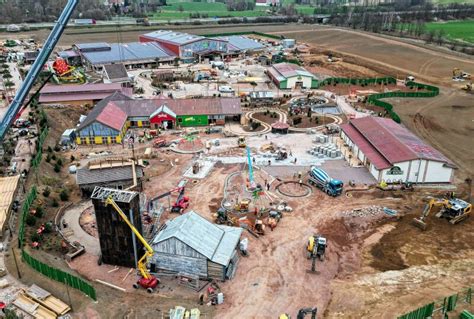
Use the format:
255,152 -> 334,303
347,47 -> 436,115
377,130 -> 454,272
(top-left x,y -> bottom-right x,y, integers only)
151,0 -> 315,20
425,19 -> 474,43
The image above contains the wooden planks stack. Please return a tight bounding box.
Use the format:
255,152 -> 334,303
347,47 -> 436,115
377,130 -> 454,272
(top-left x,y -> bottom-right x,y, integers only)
12,284 -> 71,319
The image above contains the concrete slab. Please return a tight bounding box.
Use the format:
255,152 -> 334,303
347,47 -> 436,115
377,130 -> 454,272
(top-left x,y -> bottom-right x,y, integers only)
183,160 -> 215,179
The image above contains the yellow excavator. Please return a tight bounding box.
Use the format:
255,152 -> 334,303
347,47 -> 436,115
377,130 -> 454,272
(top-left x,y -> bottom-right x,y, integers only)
105,196 -> 159,293
238,136 -> 246,148
462,82 -> 472,92
453,68 -> 471,80
412,196 -> 472,230
280,308 -> 317,319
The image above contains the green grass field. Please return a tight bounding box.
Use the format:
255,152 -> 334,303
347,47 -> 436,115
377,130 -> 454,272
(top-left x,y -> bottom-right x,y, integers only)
152,1 -> 270,20
425,19 -> 474,43
151,0 -> 315,20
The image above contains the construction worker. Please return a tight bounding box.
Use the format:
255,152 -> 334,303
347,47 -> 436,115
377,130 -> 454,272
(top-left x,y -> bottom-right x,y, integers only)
294,158 -> 297,164
299,179 -> 303,187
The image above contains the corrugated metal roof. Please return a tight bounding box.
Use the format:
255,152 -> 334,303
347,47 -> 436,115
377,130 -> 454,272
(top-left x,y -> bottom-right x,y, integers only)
40,83 -> 123,94
213,36 -> 265,52
104,64 -> 129,81
76,166 -> 143,186
341,117 -> 453,169
270,63 -> 316,79
152,211 -> 242,266
75,42 -> 111,51
142,30 -> 204,45
150,105 -> 176,119
80,42 -> 176,65
96,102 -> 128,131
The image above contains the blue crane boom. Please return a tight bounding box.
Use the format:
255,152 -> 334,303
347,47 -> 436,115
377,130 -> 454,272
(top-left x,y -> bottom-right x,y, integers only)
246,146 -> 254,185
0,0 -> 79,141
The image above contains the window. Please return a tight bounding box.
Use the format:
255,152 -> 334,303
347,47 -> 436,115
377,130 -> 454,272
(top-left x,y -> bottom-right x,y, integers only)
178,118 -> 183,123
111,136 -> 117,143
80,137 -> 87,144
142,121 -> 150,127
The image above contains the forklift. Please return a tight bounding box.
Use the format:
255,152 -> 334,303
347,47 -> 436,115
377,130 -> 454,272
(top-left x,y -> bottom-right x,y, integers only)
306,235 -> 327,272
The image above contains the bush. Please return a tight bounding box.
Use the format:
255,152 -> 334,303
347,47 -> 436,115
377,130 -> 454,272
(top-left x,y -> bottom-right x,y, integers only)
47,146 -> 53,153
59,189 -> 69,201
35,206 -> 44,218
45,154 -> 51,163
54,163 -> 60,172
26,214 -> 37,226
56,158 -> 62,166
54,145 -> 60,152
51,154 -> 57,160
30,233 -> 41,242
43,187 -> 50,197
70,155 -> 75,162
44,222 -> 53,233
51,198 -> 59,207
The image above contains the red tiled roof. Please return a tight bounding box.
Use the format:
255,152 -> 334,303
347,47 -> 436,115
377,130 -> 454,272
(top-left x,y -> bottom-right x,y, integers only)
341,117 -> 453,170
96,102 -> 128,131
340,122 -> 390,169
271,121 -> 289,129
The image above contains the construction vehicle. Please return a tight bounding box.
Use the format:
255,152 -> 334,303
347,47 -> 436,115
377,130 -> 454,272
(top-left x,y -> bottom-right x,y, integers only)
462,82 -> 472,92
171,187 -> 190,214
412,196 -> 472,230
280,307 -> 317,319
214,208 -> 237,225
148,181 -> 189,213
105,196 -> 159,293
0,0 -> 79,142
308,167 -> 343,197
453,68 -> 471,80
238,136 -> 246,148
307,235 -> 327,272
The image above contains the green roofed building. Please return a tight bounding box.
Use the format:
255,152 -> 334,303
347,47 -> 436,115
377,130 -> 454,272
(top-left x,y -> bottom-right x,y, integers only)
267,63 -> 321,89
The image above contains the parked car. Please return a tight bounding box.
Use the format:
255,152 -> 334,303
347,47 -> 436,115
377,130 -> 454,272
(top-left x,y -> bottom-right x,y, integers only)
218,85 -> 234,93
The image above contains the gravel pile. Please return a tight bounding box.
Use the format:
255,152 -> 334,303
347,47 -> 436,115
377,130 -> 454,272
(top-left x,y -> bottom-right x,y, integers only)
341,205 -> 385,217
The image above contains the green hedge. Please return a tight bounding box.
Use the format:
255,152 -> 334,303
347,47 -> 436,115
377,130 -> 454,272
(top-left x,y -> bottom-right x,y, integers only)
319,77 -> 439,123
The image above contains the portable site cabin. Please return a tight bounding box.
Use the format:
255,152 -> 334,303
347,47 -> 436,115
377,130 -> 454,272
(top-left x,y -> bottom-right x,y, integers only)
151,211 -> 243,281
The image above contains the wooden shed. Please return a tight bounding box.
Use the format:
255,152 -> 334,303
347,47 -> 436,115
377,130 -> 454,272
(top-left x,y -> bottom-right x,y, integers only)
151,211 -> 243,281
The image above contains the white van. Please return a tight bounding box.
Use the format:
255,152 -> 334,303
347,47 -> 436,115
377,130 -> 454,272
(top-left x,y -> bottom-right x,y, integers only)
218,85 -> 234,93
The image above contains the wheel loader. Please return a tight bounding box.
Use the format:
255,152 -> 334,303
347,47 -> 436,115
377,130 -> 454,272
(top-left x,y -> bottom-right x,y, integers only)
412,196 -> 472,230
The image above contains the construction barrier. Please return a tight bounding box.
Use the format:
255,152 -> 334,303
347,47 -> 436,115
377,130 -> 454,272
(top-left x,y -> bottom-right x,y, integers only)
319,77 -> 439,123
21,250 -> 97,301
16,110 -> 97,301
398,286 -> 473,319
204,31 -> 283,40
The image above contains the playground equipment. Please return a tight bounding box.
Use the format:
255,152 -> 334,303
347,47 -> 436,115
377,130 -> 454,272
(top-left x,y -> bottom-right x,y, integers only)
51,58 -> 85,84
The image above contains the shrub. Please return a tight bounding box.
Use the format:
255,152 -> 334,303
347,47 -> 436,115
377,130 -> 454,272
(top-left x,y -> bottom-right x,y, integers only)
43,187 -> 50,197
51,198 -> 59,207
35,206 -> 44,218
47,146 -> 53,153
44,222 -> 53,233
51,154 -> 57,161
54,145 -> 60,152
59,189 -> 69,201
26,214 -> 37,226
56,158 -> 63,166
30,233 -> 41,242
45,154 -> 51,163
70,155 -> 75,162
54,163 -> 60,172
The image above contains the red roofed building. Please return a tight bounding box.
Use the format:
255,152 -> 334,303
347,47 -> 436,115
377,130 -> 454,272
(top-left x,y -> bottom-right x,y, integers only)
340,117 -> 455,184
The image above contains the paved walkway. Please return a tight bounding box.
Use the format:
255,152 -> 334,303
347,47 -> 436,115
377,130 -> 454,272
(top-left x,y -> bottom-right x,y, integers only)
62,201 -> 100,256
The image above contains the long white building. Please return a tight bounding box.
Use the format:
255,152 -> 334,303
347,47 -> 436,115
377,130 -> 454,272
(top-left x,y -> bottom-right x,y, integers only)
340,117 -> 455,184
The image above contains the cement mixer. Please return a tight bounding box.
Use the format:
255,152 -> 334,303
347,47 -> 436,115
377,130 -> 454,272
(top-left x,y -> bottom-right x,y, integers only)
308,167 -> 343,197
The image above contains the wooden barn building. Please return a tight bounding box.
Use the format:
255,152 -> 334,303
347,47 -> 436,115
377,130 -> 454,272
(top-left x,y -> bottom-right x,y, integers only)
151,211 -> 242,281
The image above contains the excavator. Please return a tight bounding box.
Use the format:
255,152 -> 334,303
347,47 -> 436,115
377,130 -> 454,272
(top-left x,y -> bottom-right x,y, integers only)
105,196 -> 159,293
453,68 -> 471,80
462,82 -> 472,92
412,196 -> 472,230
306,235 -> 327,272
280,307 -> 317,319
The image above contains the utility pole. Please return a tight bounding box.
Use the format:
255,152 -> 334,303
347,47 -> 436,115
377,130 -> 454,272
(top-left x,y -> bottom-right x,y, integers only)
11,247 -> 22,279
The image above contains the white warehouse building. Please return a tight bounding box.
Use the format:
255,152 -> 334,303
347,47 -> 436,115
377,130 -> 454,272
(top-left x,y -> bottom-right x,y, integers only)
340,117 -> 455,184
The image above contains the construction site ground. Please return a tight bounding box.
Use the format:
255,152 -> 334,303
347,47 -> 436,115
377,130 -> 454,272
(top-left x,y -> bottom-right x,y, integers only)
2,24 -> 473,318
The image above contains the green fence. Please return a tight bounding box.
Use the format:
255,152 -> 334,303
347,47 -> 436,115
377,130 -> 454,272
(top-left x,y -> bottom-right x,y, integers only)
204,31 -> 282,40
16,110 -> 97,301
398,286 -> 473,319
21,250 -> 97,301
31,126 -> 48,169
18,186 -> 37,248
318,77 -> 439,123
